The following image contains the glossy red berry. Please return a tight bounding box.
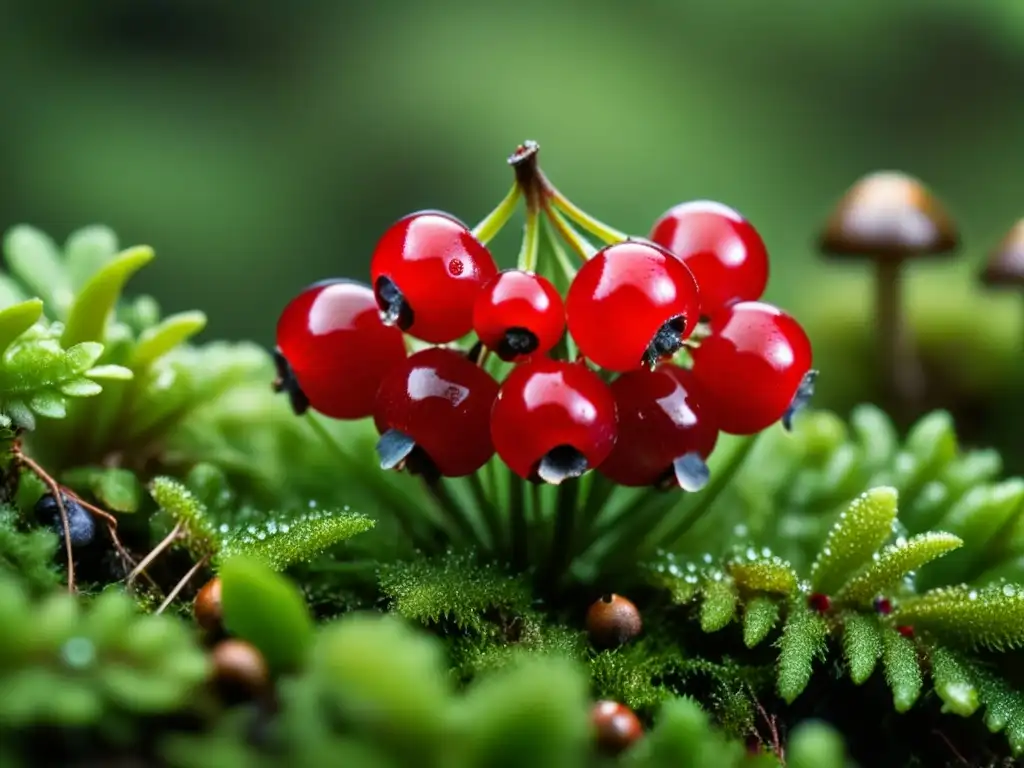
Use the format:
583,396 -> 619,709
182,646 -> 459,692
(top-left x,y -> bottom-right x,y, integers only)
897,625 -> 915,639
689,301 -> 813,435
565,240 -> 700,372
472,270 -> 565,361
598,365 -> 718,489
275,280 -> 407,419
374,347 -> 498,478
490,358 -> 617,484
370,211 -> 498,343
650,201 -> 769,319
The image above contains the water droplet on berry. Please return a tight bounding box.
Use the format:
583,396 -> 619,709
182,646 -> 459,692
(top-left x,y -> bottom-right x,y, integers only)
448,258 -> 465,276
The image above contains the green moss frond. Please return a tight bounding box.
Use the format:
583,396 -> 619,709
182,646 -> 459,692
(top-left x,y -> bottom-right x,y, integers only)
894,583 -> 1024,651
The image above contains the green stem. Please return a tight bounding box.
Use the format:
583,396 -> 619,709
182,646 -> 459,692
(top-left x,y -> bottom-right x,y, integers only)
425,478 -> 481,548
303,413 -> 441,550
509,467 -> 528,570
539,214 -> 581,289
467,471 -> 504,556
471,183 -> 522,245
589,435 -> 759,573
641,435 -> 760,554
538,169 -> 629,245
544,478 -> 580,589
518,201 -> 542,273
542,201 -> 598,261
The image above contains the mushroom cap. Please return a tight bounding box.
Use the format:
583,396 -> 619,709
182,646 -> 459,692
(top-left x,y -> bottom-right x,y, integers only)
819,171 -> 959,259
981,219 -> 1024,288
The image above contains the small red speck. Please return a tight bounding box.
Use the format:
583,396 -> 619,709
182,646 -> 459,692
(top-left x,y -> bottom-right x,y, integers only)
873,596 -> 893,615
448,258 -> 465,276
808,593 -> 831,613
897,625 -> 915,639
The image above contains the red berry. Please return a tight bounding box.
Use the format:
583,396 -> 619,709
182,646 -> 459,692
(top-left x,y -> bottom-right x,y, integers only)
808,593 -> 831,613
490,358 -> 617,484
689,301 -> 813,435
275,280 -> 407,419
598,365 -> 718,489
650,201 -> 769,318
873,596 -> 893,615
472,270 -> 565,362
370,211 -> 498,343
565,240 -> 700,372
373,347 -> 498,477
897,625 -> 915,639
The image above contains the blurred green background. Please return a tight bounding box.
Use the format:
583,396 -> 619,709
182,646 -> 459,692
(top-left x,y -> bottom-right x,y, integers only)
3,0 -> 1024,447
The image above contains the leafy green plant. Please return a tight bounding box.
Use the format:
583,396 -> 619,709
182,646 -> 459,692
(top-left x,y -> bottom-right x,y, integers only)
2,145 -> 1024,766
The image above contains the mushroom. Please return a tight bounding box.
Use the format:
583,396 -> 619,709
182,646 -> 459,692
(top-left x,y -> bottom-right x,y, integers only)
818,171 -> 959,405
980,219 -> 1024,290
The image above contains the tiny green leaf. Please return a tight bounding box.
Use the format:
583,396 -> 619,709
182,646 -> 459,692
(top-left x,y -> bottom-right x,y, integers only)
850,403 -> 898,470
810,487 -> 899,595
3,225 -> 72,314
217,510 -> 374,571
85,365 -> 133,380
743,596 -> 780,648
777,603 -> 828,703
64,342 -> 105,373
28,392 -> 66,420
728,556 -> 798,594
62,245 -> 155,347
930,646 -> 979,717
130,311 -> 208,370
0,300 -> 43,356
59,379 -> 103,398
841,612 -> 882,684
835,531 -> 962,607
894,583 -> 1024,651
699,577 -> 738,632
64,225 -> 119,290
882,628 -> 922,712
149,477 -> 218,556
62,467 -> 143,513
219,555 -> 315,674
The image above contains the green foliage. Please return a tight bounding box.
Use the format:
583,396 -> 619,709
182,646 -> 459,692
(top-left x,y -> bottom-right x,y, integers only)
379,552 -> 532,633
0,506 -> 62,594
0,568 -> 208,731
219,556 -> 315,674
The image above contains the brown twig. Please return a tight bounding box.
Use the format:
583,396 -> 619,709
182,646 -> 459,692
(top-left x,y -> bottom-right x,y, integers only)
932,729 -> 969,766
13,446 -> 76,593
751,695 -> 785,764
156,554 -> 210,614
126,522 -> 182,587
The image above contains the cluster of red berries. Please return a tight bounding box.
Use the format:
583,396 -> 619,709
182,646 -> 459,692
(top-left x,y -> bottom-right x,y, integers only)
274,197 -> 814,487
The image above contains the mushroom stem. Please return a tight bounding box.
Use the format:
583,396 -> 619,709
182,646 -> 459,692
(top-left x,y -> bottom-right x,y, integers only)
875,260 -> 923,407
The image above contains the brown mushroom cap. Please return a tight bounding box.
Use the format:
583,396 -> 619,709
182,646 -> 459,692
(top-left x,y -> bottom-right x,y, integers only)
819,171 -> 958,258
981,219 -> 1024,288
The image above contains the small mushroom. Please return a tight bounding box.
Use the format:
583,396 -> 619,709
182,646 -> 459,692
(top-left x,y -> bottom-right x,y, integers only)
818,171 -> 959,406
981,219 -> 1024,290
194,577 -> 223,634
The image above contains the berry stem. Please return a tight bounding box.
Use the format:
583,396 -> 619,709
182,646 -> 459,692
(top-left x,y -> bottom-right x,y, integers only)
540,215 -> 582,290
471,183 -> 522,245
517,200 -> 542,274
537,169 -> 629,245
543,203 -> 598,261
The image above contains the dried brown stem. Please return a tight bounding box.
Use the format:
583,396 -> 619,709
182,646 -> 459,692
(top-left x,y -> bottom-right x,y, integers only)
13,447 -> 76,593
127,522 -> 183,587
156,554 -> 210,614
